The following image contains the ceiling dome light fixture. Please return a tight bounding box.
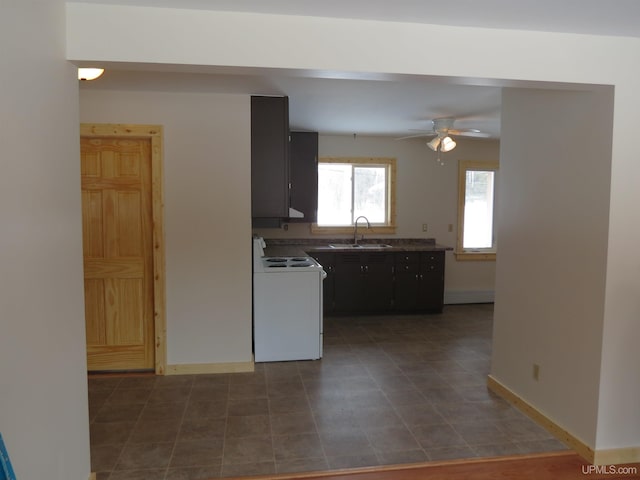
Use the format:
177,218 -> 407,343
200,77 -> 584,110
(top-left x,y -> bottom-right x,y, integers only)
78,68 -> 104,81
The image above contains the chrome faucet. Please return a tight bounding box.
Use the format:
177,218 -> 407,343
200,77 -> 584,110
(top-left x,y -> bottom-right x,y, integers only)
353,216 -> 370,245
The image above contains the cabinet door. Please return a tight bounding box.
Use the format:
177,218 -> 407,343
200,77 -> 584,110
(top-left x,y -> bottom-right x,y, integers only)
362,253 -> 394,312
418,251 -> 445,312
333,253 -> 363,312
289,132 -> 318,222
310,252 -> 334,314
251,96 -> 290,218
394,262 -> 420,311
393,253 -> 420,311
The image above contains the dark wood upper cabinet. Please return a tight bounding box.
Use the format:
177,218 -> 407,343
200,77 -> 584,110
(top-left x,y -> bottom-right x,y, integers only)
251,95 -> 290,219
289,131 -> 318,223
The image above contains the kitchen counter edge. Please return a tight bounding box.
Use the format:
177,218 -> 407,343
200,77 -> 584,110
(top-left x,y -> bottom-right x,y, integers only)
262,239 -> 453,258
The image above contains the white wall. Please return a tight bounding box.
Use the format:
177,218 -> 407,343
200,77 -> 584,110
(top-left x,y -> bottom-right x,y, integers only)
494,87 -> 613,446
596,80 -> 640,451
64,2 -> 640,456
255,134 -> 499,298
0,2 -> 90,479
79,89 -> 253,366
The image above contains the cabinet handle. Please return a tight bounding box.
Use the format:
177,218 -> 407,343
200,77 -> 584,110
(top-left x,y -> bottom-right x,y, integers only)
420,274 -> 424,280
365,265 -> 369,273
415,274 -> 419,280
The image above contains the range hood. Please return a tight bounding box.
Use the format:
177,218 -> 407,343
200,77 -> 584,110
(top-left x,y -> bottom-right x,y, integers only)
289,207 -> 304,219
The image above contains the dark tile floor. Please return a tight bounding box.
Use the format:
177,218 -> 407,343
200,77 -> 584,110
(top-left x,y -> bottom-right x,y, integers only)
88,304 -> 566,480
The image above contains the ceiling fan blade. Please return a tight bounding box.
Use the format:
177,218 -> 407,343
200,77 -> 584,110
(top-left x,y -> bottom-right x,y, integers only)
449,128 -> 480,134
395,132 -> 437,140
451,130 -> 491,138
401,117 -> 492,141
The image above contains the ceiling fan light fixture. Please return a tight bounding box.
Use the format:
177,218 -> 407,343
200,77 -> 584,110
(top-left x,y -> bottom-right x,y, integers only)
427,137 -> 441,151
441,136 -> 457,152
78,68 -> 104,81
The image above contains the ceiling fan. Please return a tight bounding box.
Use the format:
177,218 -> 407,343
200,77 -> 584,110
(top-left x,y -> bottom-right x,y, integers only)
397,117 -> 491,155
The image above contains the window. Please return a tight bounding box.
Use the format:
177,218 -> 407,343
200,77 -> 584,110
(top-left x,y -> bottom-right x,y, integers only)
456,161 -> 499,260
312,157 -> 396,234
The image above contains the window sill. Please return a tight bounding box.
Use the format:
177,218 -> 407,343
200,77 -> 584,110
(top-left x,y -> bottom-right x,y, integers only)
455,251 -> 496,261
310,224 -> 397,235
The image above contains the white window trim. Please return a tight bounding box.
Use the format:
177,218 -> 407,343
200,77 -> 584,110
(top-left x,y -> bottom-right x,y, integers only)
456,160 -> 499,261
311,157 -> 397,235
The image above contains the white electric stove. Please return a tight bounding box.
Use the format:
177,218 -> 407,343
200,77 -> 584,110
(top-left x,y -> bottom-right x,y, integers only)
252,237 -> 326,362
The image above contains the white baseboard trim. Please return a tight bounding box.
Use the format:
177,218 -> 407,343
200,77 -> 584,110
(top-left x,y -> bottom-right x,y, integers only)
444,289 -> 495,305
487,375 -> 640,466
166,360 -> 254,375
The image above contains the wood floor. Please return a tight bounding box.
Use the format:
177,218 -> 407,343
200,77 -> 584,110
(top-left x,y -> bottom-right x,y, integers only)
226,452 -> 640,480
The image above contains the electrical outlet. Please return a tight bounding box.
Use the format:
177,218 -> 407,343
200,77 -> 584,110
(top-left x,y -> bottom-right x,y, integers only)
422,223 -> 428,232
532,364 -> 540,381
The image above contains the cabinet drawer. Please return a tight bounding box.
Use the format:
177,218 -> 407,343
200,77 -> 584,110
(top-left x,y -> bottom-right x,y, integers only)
421,251 -> 444,265
334,252 -> 394,265
310,252 -> 334,268
335,252 -> 361,265
395,263 -> 419,274
394,252 -> 420,264
422,263 -> 443,274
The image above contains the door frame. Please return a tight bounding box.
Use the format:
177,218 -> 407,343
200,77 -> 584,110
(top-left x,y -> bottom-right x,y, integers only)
81,123 -> 167,375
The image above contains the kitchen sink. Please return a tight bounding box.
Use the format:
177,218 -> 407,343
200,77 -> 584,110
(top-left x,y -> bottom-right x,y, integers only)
329,243 -> 392,249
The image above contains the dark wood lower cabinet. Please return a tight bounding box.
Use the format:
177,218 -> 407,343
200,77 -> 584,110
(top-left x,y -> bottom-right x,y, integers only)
395,251 -> 445,313
312,250 -> 444,315
394,259 -> 421,311
332,253 -> 363,312
310,252 -> 335,314
420,251 -> 445,312
333,252 -> 394,313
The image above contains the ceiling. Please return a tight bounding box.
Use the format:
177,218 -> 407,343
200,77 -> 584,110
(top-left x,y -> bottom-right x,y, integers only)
75,0 -> 640,139
80,69 -> 503,138
71,0 -> 640,37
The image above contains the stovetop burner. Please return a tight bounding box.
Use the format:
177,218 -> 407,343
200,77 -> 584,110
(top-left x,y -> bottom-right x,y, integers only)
257,255 -> 323,272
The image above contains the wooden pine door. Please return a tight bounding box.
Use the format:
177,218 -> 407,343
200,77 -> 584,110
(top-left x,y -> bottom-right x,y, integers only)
81,136 -> 155,371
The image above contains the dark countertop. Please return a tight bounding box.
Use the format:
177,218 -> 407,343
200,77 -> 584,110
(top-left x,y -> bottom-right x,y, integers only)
262,238 -> 452,257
